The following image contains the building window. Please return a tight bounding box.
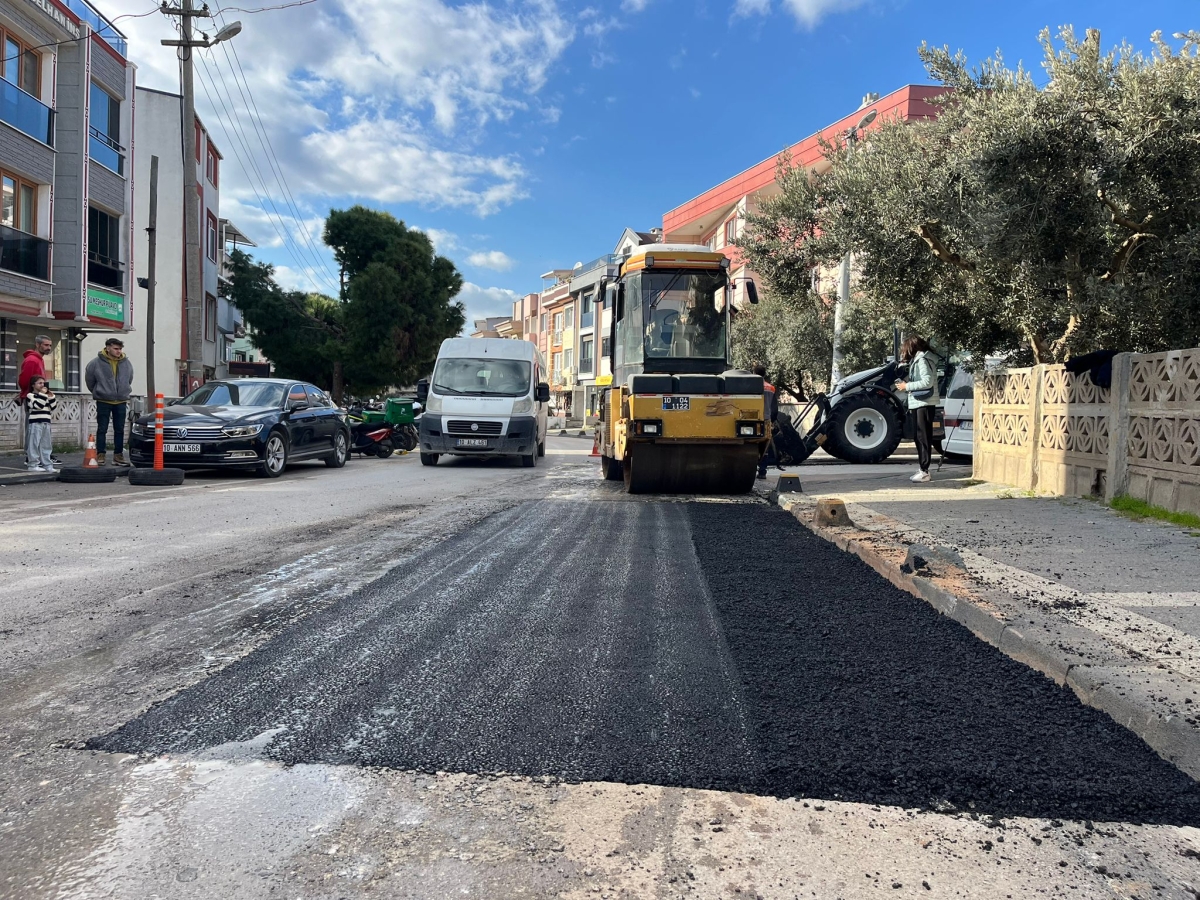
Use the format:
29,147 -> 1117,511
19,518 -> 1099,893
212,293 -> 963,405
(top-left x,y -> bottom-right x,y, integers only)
553,312 -> 563,332
724,216 -> 738,246
580,338 -> 593,374
89,83 -> 124,175
540,313 -> 547,331
564,306 -> 574,329
206,212 -> 218,261
2,31 -> 40,96
1,170 -> 37,234
564,348 -> 573,370
205,294 -> 217,342
601,337 -> 611,359
552,351 -> 562,375
206,144 -> 219,187
87,206 -> 123,289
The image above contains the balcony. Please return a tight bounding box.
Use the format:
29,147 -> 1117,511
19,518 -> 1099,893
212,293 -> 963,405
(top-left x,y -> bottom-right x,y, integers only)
87,250 -> 124,290
0,80 -> 54,146
90,127 -> 125,175
0,224 -> 50,280
63,0 -> 128,56
580,310 -> 594,328
552,330 -> 563,346
579,355 -> 594,376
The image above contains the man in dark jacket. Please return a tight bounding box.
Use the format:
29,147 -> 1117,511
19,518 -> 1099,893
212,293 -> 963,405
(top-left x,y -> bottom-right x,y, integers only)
85,338 -> 134,466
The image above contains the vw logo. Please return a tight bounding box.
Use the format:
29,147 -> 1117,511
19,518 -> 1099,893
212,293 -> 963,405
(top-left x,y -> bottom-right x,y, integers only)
177,427 -> 187,438
470,423 -> 479,432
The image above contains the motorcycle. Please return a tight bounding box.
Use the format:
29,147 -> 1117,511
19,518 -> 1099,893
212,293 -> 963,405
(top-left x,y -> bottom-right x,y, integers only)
346,406 -> 419,458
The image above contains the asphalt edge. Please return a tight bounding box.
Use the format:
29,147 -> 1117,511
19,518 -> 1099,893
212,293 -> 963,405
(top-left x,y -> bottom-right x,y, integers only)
774,492 -> 1200,782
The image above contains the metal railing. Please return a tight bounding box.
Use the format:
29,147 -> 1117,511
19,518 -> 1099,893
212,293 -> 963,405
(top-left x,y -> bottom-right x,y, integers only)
0,224 -> 50,280
0,79 -> 54,146
87,251 -> 124,290
552,330 -> 563,345
89,127 -> 125,175
62,0 -> 128,56
573,254 -> 621,276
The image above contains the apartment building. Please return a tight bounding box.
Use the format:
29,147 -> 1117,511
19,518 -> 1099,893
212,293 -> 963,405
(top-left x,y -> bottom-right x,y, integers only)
539,269 -> 573,417
0,0 -> 133,449
82,86 -> 234,398
661,85 -> 943,310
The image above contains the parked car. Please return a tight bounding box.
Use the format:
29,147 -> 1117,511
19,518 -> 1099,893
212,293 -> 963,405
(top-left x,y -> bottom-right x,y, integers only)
129,378 -> 350,477
941,365 -> 977,457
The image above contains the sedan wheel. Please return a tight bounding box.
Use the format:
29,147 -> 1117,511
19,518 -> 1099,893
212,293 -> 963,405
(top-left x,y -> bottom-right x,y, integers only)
325,431 -> 349,468
260,432 -> 288,478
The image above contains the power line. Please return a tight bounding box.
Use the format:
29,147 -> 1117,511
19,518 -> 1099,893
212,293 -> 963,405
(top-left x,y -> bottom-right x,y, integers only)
193,57 -> 334,294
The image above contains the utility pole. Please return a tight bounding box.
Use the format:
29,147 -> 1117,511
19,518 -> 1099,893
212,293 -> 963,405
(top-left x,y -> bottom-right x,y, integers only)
145,155 -> 159,403
161,6 -> 242,392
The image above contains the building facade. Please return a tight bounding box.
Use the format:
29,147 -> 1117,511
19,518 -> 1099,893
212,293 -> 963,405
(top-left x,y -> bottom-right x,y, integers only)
81,85 -> 230,400
0,0 -> 133,450
661,85 -> 942,312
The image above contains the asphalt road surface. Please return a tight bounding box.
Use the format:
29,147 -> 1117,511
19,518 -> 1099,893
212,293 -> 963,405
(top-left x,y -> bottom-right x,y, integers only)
2,438 -> 1199,899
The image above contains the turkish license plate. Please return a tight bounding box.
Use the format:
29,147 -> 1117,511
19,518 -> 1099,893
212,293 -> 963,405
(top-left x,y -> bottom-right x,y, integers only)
961,420 -> 973,430
456,438 -> 489,448
662,396 -> 690,411
163,443 -> 201,453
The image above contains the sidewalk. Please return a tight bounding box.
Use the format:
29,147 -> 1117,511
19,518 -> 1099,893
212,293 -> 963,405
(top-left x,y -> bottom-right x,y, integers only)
767,462 -> 1200,779
0,450 -> 89,486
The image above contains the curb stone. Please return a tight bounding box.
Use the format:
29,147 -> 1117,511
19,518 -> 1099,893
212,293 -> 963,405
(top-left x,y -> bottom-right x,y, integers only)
775,492 -> 1200,781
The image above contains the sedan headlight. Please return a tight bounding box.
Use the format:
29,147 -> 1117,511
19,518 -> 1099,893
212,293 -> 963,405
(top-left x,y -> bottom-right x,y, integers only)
221,424 -> 264,438
131,422 -> 148,436
425,392 -> 443,414
510,397 -> 533,415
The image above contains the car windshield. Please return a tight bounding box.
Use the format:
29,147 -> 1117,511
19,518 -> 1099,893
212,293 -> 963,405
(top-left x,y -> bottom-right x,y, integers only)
638,270 -> 727,360
432,358 -> 531,397
179,381 -> 287,408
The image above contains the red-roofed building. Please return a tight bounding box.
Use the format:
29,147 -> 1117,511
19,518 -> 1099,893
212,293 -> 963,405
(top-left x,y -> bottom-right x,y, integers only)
661,85 -> 944,309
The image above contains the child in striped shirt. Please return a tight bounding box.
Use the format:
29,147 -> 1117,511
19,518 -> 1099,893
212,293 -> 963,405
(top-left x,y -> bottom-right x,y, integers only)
25,376 -> 57,473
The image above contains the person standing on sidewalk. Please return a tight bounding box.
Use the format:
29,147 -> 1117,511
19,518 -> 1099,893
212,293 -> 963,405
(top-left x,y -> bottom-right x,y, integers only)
85,338 -> 134,467
895,335 -> 939,483
17,335 -> 63,466
755,364 -> 778,479
24,376 -> 57,473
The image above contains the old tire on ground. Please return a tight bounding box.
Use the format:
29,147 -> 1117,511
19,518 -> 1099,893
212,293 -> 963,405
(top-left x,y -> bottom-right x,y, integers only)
259,430 -> 289,478
128,467 -> 185,486
57,466 -> 118,484
420,452 -> 439,466
601,454 -> 623,481
325,430 -> 349,467
823,393 -> 903,464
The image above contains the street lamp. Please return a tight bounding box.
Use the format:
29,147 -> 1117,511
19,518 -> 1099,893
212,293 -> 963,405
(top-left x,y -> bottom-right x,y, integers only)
161,5 -> 242,392
830,107 -> 878,387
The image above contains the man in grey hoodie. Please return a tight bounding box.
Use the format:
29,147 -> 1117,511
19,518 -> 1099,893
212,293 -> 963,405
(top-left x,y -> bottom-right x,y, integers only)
85,337 -> 134,466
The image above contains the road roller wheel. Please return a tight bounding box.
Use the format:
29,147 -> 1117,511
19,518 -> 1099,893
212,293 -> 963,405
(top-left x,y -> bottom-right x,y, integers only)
601,454 -> 623,481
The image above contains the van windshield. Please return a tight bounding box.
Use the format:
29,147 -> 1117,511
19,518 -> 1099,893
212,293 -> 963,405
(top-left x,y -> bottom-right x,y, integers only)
432,358 -> 531,397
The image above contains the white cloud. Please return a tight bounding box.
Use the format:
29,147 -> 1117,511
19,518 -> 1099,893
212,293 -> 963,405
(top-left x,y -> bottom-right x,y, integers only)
732,0 -> 863,24
467,250 -> 516,272
454,282 -> 520,331
423,229 -> 460,253
622,0 -> 652,10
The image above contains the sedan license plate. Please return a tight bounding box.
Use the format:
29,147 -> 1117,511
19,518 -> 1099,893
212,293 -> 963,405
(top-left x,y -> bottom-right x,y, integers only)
163,443 -> 201,453
456,438 -> 489,448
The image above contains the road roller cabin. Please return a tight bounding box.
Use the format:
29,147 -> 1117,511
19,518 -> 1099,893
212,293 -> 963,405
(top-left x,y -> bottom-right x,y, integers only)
595,245 -> 768,493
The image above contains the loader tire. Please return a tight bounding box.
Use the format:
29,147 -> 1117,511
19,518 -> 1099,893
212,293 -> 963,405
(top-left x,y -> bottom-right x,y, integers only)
824,393 -> 903,464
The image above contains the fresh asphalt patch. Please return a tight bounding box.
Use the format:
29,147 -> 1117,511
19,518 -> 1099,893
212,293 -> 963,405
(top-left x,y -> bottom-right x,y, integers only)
91,499 -> 1200,826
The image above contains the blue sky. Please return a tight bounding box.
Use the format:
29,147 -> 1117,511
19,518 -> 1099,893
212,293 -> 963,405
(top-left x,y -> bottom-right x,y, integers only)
111,0 -> 1194,326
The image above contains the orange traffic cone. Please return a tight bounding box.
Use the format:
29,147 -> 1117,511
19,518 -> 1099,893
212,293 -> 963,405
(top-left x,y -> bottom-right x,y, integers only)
82,433 -> 99,467
590,433 -> 600,457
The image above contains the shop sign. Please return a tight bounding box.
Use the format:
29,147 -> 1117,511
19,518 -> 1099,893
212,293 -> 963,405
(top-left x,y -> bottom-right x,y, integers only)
25,0 -> 81,38
86,286 -> 124,322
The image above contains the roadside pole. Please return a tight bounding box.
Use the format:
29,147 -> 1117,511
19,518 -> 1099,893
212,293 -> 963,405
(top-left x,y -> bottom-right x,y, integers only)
145,155 -> 159,404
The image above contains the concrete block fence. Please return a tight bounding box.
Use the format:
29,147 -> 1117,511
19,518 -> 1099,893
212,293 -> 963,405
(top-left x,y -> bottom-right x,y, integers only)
1,393 -> 151,452
974,347 -> 1200,515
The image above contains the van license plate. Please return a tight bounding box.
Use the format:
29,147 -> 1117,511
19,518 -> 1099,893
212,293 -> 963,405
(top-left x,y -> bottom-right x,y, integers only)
961,420 -> 973,430
662,396 -> 690,411
163,443 -> 201,453
456,438 -> 489,447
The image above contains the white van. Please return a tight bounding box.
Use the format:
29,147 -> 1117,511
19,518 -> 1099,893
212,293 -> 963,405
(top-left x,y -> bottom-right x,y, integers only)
416,338 -> 550,468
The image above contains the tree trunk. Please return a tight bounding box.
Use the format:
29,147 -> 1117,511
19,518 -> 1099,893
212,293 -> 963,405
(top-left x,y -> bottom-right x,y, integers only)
332,360 -> 345,407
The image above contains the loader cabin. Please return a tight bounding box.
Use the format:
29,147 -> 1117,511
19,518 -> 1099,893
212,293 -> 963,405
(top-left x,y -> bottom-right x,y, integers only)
603,244 -> 756,382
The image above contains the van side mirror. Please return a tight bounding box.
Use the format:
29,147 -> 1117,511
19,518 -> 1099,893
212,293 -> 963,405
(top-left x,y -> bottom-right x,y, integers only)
416,379 -> 429,403
536,382 -> 550,403
745,280 -> 760,305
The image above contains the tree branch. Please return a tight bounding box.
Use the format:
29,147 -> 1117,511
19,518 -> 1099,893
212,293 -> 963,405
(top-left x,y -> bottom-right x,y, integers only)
1097,190 -> 1165,233
1101,232 -> 1157,282
915,222 -> 976,271
1050,313 -> 1079,361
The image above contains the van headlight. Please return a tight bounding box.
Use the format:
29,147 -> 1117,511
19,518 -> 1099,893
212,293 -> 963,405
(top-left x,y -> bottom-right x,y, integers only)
222,424 -> 264,438
425,393 -> 443,413
510,397 -> 533,415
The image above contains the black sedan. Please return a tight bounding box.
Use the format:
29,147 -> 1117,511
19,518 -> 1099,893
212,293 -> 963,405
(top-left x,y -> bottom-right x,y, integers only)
130,379 -> 350,477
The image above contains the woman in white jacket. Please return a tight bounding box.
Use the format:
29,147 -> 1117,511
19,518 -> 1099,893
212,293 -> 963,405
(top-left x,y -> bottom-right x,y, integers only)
895,336 -> 939,483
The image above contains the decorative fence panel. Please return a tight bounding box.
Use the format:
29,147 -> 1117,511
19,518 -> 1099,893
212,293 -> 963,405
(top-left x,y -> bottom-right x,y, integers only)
974,348 -> 1200,516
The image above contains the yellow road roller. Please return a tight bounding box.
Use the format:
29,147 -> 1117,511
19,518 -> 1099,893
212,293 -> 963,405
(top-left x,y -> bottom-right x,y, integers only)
595,244 -> 767,493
